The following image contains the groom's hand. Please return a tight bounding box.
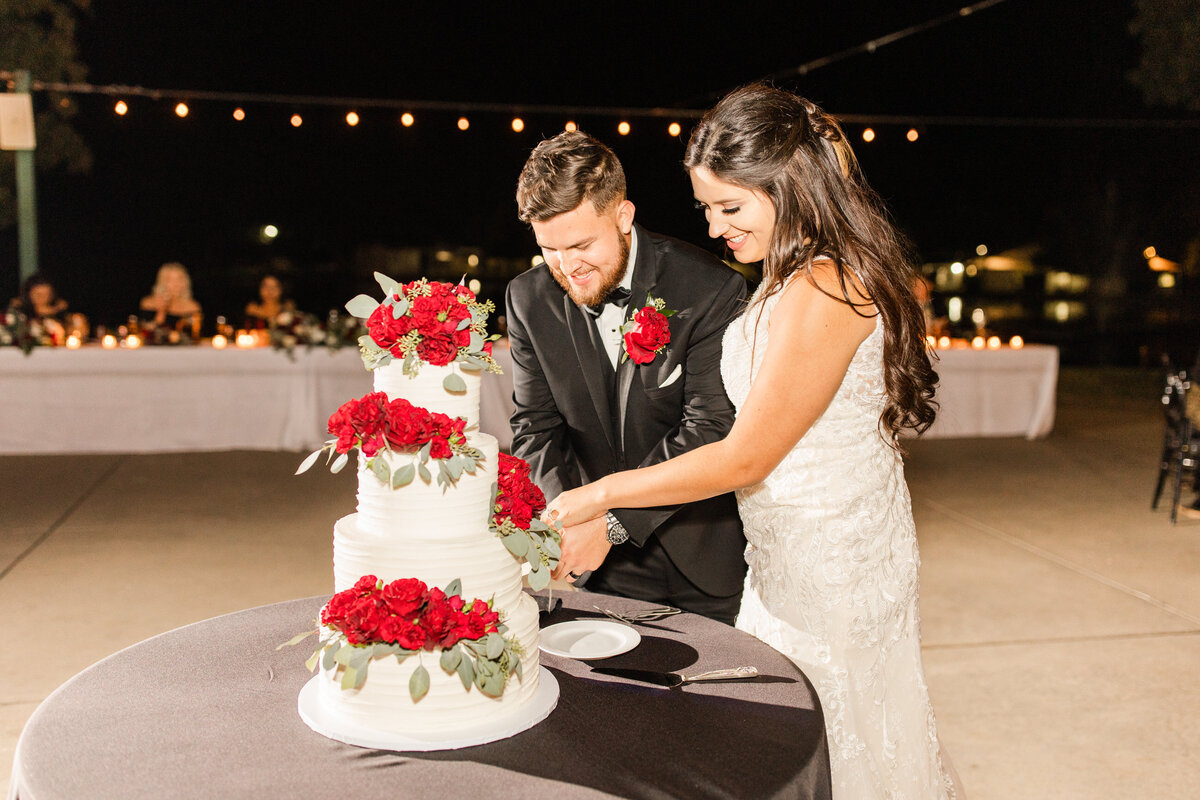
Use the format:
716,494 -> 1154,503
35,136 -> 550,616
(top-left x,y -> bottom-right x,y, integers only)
552,516 -> 611,583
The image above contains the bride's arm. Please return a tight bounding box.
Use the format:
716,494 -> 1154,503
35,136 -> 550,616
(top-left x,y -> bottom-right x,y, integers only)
549,271 -> 878,525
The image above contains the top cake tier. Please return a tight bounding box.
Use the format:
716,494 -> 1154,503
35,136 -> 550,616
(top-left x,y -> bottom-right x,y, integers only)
374,361 -> 482,430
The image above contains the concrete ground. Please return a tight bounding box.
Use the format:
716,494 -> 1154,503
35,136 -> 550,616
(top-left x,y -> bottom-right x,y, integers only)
2,367 -> 1197,798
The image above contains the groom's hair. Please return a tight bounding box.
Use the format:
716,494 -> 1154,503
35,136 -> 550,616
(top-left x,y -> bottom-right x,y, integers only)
516,131 -> 626,223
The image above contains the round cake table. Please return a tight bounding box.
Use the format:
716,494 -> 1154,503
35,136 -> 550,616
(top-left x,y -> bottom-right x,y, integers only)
10,592 -> 831,800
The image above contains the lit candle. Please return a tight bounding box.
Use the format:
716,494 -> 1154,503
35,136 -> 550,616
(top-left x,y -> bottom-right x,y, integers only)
925,335 -> 937,349
971,336 -> 985,350
937,336 -> 951,349
101,334 -> 118,349
1010,335 -> 1024,349
987,336 -> 1001,350
66,334 -> 82,349
125,334 -> 142,349
211,334 -> 228,349
235,331 -> 257,348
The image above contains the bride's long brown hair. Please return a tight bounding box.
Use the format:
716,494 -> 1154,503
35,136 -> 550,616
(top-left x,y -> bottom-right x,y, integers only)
684,84 -> 937,440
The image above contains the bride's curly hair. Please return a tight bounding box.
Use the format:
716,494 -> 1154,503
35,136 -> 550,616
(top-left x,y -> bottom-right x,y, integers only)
684,84 -> 937,440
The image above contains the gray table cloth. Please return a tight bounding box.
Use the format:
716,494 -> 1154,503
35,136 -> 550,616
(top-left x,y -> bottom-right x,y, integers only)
11,592 -> 830,799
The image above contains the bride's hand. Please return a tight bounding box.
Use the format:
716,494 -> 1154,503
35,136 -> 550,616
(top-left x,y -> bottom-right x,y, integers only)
544,483 -> 608,529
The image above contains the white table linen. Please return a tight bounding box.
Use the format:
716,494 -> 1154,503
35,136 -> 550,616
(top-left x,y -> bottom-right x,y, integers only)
921,344 -> 1059,439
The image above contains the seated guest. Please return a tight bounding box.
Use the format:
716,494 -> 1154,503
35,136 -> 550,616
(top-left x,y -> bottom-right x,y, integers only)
140,262 -> 202,334
10,273 -> 69,322
244,274 -> 295,327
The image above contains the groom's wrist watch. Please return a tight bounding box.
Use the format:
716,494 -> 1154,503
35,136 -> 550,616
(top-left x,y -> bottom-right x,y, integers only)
604,512 -> 629,545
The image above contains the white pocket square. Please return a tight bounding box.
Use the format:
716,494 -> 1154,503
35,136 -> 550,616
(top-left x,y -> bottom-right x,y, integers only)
659,364 -> 683,389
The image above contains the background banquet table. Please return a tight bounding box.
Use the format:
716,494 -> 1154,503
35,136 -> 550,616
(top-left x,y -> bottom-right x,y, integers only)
920,344 -> 1059,439
9,592 -> 830,800
0,346 -> 516,454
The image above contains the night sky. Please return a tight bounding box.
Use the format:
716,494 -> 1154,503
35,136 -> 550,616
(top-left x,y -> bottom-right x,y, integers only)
2,0 -> 1197,330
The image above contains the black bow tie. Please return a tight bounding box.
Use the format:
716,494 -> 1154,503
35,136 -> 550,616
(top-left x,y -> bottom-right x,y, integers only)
584,286 -> 632,317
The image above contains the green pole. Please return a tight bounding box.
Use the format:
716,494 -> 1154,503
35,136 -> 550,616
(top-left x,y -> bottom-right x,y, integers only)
14,70 -> 39,287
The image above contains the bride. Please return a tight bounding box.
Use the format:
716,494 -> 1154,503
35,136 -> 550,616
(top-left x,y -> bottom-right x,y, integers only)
547,84 -> 958,799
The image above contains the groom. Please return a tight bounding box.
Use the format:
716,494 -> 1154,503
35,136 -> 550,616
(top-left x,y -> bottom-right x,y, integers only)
506,131 -> 748,623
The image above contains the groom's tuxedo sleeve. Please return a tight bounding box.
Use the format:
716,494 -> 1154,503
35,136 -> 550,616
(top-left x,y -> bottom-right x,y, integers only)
505,281 -> 583,502
611,271 -> 747,546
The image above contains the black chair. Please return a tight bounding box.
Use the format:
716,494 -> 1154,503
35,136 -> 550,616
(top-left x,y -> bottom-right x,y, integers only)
1151,367 -> 1199,524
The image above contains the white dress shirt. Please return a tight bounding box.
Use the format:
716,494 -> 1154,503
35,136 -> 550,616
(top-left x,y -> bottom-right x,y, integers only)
592,230 -> 638,370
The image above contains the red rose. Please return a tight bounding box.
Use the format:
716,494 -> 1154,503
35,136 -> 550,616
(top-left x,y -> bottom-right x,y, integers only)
378,617 -> 426,650
385,399 -> 435,450
327,406 -> 357,453
367,302 -> 415,354
410,296 -> 448,337
349,392 -> 389,455
381,578 -> 428,618
352,575 -> 380,594
497,492 -> 534,529
454,284 -> 476,301
624,307 -> 671,365
417,332 -> 459,366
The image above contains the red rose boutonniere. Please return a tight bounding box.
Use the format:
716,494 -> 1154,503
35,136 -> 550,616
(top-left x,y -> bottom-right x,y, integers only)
620,293 -> 675,365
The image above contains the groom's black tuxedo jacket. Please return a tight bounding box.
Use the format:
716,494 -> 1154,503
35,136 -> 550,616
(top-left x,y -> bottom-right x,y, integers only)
505,225 -> 748,597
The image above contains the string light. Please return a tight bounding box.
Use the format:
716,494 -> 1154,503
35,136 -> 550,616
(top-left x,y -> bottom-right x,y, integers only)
906,128 -> 919,142
114,100 -> 128,116
290,114 -> 302,127
345,111 -> 360,126
457,116 -> 470,131
232,107 -> 245,121
862,127 -> 875,142
174,102 -> 189,118
564,121 -> 577,132
511,117 -> 524,132
617,121 -> 630,135
668,122 -> 681,137
400,112 -> 414,127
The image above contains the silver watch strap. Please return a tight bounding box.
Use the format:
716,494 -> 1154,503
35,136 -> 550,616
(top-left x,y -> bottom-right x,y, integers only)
605,511 -> 629,545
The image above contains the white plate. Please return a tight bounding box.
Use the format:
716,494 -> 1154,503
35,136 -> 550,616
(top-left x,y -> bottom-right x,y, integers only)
539,619 -> 641,660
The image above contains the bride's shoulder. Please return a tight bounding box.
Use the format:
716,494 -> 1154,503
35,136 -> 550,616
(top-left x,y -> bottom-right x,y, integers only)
769,261 -> 877,340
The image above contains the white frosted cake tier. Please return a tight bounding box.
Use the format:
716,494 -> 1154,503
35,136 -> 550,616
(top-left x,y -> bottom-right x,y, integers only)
373,360 -> 482,429
310,591 -> 542,740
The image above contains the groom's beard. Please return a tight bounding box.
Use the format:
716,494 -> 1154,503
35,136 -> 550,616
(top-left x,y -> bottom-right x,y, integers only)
549,229 -> 630,307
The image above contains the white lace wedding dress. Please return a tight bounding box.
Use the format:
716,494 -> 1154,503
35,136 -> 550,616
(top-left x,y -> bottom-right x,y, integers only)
721,283 -> 957,799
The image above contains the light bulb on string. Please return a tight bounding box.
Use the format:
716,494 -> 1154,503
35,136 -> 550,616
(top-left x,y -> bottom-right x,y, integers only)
175,102 -> 189,118
457,116 -> 470,131
290,114 -> 303,128
400,112 -> 414,127
862,128 -> 875,142
617,121 -> 631,135
512,117 -> 525,132
345,111 -> 360,127
668,122 -> 682,137
232,107 -> 245,121
906,128 -> 919,142
564,121 -> 577,132
114,100 -> 128,116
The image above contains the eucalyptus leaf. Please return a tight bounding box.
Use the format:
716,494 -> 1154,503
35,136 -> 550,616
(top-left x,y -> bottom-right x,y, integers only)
392,301 -> 405,320
461,356 -> 487,371
295,449 -> 323,475
440,645 -> 462,673
409,664 -> 430,701
322,645 -> 338,671
485,633 -> 504,660
482,671 -> 505,697
304,649 -> 321,672
544,536 -> 562,559
277,629 -> 318,649
456,317 -> 472,331
345,294 -> 380,319
444,578 -> 462,596
419,441 -> 432,461
391,463 -> 415,488
442,372 -> 468,393
330,452 -> 349,474
446,457 -> 463,481
354,663 -> 370,689
514,658 -> 523,681
371,457 -> 391,485
527,567 -> 550,591
418,462 -> 431,484
456,654 -> 475,690
501,533 -> 529,558
340,665 -> 359,691
394,298 -> 409,317
469,331 -> 483,350
373,271 -> 401,298
333,644 -> 355,666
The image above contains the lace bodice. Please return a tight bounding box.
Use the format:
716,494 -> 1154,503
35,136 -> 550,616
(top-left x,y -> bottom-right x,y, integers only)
720,281 -> 956,799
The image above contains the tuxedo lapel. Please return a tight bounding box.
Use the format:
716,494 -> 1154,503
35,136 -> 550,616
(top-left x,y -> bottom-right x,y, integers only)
563,292 -> 617,451
616,226 -> 662,448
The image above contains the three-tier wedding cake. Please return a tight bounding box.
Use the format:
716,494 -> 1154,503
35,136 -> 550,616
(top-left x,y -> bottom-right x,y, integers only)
293,276 -> 560,750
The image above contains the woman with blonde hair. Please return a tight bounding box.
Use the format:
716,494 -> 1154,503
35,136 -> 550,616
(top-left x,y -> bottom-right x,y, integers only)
548,84 -> 956,798
140,262 -> 202,334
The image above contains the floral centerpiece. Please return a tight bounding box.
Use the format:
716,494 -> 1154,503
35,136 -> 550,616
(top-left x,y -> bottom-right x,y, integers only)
0,310 -> 40,354
344,274 -> 500,391
268,310 -> 365,359
296,391 -> 484,490
491,453 -> 561,590
281,575 -> 523,700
